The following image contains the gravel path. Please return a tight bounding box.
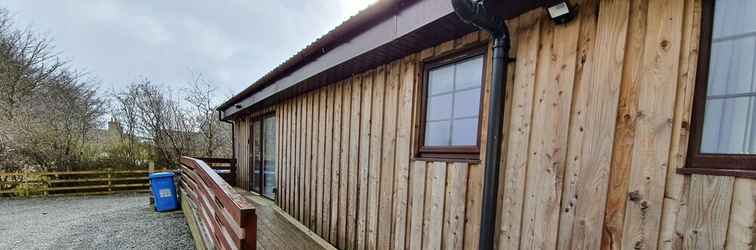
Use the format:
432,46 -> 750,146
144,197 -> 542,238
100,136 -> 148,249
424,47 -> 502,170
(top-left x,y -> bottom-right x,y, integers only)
0,193 -> 193,250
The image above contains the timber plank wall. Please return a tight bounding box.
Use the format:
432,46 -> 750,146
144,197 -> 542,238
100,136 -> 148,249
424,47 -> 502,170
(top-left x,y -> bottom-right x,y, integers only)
234,0 -> 756,249
234,118 -> 250,191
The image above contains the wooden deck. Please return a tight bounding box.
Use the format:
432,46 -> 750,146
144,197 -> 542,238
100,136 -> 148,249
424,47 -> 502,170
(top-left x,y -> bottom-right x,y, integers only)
239,190 -> 333,250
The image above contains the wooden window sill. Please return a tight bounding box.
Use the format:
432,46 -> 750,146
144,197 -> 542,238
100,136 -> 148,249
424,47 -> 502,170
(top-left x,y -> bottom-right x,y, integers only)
413,157 -> 480,164
677,168 -> 756,179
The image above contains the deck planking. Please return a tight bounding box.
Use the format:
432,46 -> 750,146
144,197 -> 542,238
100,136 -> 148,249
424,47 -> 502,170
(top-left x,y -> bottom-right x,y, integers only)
239,190 -> 331,250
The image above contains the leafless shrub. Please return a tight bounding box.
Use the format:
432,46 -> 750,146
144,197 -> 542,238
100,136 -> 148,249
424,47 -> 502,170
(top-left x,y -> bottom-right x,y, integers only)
0,8 -> 230,171
0,8 -> 105,172
112,76 -> 231,167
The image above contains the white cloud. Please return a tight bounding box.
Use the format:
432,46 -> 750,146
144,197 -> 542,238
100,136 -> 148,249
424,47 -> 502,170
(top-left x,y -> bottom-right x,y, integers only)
338,0 -> 377,18
1,0 -> 380,99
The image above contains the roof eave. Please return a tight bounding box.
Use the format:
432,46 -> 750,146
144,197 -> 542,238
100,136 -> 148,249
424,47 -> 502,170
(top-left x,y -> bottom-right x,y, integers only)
219,0 -> 555,120
217,0 -> 418,112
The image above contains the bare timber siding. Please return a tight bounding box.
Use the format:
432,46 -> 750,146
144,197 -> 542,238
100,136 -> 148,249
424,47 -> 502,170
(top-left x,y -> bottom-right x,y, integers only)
233,0 -> 756,249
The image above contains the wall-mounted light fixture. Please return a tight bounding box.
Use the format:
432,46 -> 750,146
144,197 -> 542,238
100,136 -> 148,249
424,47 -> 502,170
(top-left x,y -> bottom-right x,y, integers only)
546,2 -> 576,25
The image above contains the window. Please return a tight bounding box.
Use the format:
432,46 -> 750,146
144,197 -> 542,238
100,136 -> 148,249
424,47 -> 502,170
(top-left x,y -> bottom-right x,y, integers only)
417,47 -> 486,160
683,0 -> 756,178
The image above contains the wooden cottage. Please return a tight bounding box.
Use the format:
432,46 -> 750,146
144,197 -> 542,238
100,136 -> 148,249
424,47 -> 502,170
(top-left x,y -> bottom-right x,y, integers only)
217,0 -> 755,249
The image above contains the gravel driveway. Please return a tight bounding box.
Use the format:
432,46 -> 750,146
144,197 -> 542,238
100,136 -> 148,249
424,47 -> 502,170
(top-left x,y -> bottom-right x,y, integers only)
0,193 -> 193,250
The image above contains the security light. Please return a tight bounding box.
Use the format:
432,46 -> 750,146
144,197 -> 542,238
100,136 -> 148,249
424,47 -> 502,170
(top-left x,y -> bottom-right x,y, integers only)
546,2 -> 576,25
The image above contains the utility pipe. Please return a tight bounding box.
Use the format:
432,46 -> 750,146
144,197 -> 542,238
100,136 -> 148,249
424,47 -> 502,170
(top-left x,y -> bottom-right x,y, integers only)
451,1 -> 511,249
219,112 -> 236,161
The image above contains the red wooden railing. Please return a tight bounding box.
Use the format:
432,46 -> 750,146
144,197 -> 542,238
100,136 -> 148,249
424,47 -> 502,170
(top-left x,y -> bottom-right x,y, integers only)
179,156 -> 256,250
194,157 -> 237,186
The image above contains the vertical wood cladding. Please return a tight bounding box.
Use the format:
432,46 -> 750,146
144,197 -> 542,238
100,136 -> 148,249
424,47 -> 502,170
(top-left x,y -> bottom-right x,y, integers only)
233,0 -> 755,248
265,32 -> 489,250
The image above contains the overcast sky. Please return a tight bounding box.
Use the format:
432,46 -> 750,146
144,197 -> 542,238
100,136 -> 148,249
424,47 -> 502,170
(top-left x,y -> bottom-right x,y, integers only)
1,0 -> 376,99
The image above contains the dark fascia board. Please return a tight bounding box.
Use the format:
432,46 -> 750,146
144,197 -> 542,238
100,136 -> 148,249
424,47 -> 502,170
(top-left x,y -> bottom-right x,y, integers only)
219,0 -> 554,120
220,0 -> 453,119
486,0 -> 561,19
218,0 -> 417,113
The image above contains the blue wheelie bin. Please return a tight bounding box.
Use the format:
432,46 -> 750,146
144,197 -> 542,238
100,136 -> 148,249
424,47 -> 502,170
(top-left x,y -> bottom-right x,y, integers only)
149,172 -> 178,212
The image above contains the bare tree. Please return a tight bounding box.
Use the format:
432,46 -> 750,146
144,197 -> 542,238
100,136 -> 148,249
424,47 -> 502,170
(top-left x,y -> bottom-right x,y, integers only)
112,85 -> 142,167
0,8 -> 105,172
0,8 -> 230,172
114,79 -> 197,165
111,75 -> 232,167
184,73 -> 231,158
0,9 -> 66,121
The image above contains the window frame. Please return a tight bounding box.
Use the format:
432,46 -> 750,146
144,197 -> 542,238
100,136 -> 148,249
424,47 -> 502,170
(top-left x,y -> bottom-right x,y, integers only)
680,0 -> 756,178
415,46 -> 488,161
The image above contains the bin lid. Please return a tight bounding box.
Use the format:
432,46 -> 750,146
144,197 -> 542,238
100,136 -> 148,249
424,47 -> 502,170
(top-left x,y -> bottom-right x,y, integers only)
149,171 -> 175,179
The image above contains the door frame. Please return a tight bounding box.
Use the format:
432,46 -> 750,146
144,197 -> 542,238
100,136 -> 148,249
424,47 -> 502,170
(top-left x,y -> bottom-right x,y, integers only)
249,112 -> 277,200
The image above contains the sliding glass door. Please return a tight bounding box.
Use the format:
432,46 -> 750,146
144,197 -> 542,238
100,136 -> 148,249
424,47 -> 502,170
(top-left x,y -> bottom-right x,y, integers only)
251,120 -> 262,193
249,114 -> 277,200
261,116 -> 277,199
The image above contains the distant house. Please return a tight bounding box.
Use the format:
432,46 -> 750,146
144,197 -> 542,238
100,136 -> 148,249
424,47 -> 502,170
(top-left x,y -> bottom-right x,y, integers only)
217,0 -> 755,249
87,118 -> 127,158
86,118 -> 153,167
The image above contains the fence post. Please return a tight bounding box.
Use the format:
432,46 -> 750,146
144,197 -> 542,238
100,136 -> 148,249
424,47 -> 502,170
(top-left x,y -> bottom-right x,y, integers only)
43,174 -> 49,196
24,172 -> 29,197
107,168 -> 112,193
231,159 -> 237,187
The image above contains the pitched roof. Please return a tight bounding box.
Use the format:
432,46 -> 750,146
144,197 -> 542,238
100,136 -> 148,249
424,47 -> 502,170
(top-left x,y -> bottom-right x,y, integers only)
218,0 -> 549,120
218,0 -> 418,112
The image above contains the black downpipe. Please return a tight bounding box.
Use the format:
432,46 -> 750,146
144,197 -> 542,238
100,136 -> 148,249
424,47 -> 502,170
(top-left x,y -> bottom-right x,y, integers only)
451,1 -> 510,249
219,112 -> 236,160
479,33 -> 509,250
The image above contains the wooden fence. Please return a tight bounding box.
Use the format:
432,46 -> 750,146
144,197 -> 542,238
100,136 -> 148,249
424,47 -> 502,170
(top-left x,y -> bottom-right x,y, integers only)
0,169 -> 163,197
179,156 -> 256,250
193,157 -> 237,186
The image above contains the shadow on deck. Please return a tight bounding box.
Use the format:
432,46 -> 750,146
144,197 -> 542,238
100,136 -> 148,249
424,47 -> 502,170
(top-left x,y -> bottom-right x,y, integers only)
237,190 -> 334,250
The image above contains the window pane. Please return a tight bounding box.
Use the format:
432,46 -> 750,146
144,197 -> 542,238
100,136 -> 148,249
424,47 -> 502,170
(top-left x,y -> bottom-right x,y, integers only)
712,0 -> 756,40
427,94 -> 453,121
451,118 -> 478,146
706,41 -> 735,96
701,99 -> 724,154
263,117 -> 276,162
698,0 -> 756,156
425,120 -> 450,146
262,116 -> 277,199
429,65 -> 454,95
455,56 -> 485,90
701,97 -> 755,154
706,37 -> 756,96
251,121 -> 262,192
424,54 -> 484,149
453,88 -> 481,118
